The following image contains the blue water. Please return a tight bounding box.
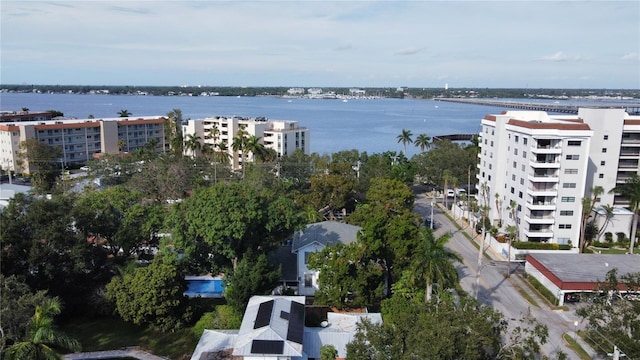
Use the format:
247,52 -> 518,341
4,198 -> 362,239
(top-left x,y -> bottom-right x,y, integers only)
0,92 -> 577,157
185,279 -> 225,298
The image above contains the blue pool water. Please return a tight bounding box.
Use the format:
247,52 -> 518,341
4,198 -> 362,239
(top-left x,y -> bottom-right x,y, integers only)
184,279 -> 225,298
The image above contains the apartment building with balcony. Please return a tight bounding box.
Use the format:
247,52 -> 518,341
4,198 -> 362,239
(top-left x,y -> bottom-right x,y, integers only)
477,110 -> 593,248
0,116 -> 167,174
477,108 -> 640,248
183,116 -> 310,170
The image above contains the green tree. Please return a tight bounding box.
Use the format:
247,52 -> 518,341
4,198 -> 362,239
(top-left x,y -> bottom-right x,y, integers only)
411,139 -> 477,190
304,173 -> 358,219
4,298 -> 81,360
0,275 -> 50,351
232,128 -> 249,177
73,186 -> 164,259
118,109 -> 131,117
106,259 -> 192,331
244,135 -> 266,162
414,133 -> 431,152
576,269 -> 640,359
308,242 -> 384,309
580,186 -> 604,252
409,230 -> 462,302
224,251 -> 281,313
320,345 -> 338,360
610,174 -> 640,253
165,109 -> 184,156
396,129 -> 413,155
16,139 -> 62,193
184,133 -> 202,157
180,183 -> 303,271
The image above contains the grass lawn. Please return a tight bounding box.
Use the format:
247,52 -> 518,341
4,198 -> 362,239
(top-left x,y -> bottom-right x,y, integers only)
62,317 -> 198,360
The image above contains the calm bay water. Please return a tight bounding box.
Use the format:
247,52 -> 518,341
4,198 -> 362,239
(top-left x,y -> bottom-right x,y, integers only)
0,93 -> 510,157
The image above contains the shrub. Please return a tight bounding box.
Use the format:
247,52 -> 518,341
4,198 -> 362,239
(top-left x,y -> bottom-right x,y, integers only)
604,232 -> 613,243
191,305 -> 242,339
525,272 -> 559,306
512,242 -> 571,250
616,232 -> 628,244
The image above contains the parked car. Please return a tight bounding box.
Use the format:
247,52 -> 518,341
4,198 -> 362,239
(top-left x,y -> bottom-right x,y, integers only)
446,189 -> 455,198
564,293 -> 580,303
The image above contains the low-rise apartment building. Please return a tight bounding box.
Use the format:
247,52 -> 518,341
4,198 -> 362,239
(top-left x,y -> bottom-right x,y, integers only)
477,108 -> 640,248
183,116 -> 310,170
0,116 -> 167,174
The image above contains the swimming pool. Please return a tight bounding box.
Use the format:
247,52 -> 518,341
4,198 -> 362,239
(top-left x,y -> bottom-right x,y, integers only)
184,276 -> 225,298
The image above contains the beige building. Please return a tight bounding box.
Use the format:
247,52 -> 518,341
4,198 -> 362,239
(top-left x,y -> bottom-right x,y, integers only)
0,116 -> 167,174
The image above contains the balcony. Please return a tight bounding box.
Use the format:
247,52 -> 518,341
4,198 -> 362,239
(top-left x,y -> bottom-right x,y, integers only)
527,197 -> 556,210
525,211 -> 555,225
621,133 -> 640,144
528,170 -> 559,183
527,184 -> 557,197
524,228 -> 554,238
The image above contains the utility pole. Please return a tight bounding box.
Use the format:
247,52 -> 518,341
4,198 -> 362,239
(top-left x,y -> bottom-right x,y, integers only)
475,182 -> 488,300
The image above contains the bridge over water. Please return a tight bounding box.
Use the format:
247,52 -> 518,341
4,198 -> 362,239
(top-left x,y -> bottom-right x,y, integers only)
434,98 -> 640,115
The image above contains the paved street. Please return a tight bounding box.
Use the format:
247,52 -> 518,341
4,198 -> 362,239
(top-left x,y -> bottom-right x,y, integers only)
414,190 -> 601,359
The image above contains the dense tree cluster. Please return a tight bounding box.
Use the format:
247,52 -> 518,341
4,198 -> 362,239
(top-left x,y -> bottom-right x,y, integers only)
1,107 -> 600,359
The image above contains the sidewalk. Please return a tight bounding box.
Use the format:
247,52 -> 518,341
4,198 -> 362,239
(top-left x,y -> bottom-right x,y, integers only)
442,205 -> 602,359
64,347 -> 169,360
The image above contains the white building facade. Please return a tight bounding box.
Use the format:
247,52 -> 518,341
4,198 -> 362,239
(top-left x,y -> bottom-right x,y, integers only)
477,108 -> 640,248
183,116 -> 310,170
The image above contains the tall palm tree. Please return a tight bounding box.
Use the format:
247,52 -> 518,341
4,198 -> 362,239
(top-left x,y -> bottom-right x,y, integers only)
396,129 -> 413,156
244,135 -> 266,162
506,199 -> 518,277
596,204 -> 616,240
232,129 -> 249,177
409,229 -> 462,302
580,186 -> 604,252
414,133 -> 431,152
610,174 -> 640,253
184,134 -> 202,158
5,298 -> 81,360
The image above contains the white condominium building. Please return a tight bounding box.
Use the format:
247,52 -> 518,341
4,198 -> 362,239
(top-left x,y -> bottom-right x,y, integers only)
477,108 -> 640,248
0,116 -> 168,174
183,116 -> 310,170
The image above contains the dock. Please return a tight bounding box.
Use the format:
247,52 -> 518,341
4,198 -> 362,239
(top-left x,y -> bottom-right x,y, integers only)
434,98 -> 640,115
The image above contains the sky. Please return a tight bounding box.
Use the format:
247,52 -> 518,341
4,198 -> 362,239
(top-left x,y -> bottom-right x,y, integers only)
1,1 -> 639,89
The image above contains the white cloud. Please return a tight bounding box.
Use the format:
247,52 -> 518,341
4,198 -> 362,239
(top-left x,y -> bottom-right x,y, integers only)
395,47 -> 424,56
622,53 -> 640,61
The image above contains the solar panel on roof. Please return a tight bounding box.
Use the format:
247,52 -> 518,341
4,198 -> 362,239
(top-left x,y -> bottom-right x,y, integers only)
254,300 -> 274,329
251,340 -> 284,354
286,301 -> 305,344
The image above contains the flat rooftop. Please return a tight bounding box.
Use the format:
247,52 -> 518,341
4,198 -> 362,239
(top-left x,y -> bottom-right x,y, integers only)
529,253 -> 640,284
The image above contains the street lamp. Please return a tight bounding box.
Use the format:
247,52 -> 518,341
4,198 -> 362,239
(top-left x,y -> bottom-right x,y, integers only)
574,320 -> 579,341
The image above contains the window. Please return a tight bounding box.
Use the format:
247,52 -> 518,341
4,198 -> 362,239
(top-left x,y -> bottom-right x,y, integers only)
491,141 -> 494,147
568,140 -> 581,146
304,274 -> 313,287
510,187 -> 515,194
559,224 -> 572,229
599,173 -> 604,178
523,151 -> 527,159
512,174 -> 516,181
513,161 -> 517,168
564,169 -> 578,174
521,165 -> 525,171
563,183 -> 577,188
566,155 -> 580,160
604,135 -> 609,140
518,191 -> 523,198
601,161 -> 606,166
560,210 -> 574,216
557,238 -> 570,245
523,138 -> 528,145
304,252 -> 312,264
514,149 -> 518,155
602,148 -> 607,153
515,135 -> 519,143
561,197 -> 576,202
520,178 -> 524,185
489,164 -> 492,169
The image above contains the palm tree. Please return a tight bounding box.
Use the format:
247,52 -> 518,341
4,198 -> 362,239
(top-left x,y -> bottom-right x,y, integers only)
244,135 -> 266,162
580,186 -> 604,252
396,129 -> 413,155
596,204 -> 615,240
506,199 -> 518,277
118,109 -> 131,117
232,129 -> 249,177
414,133 -> 431,152
610,174 -> 640,254
5,298 -> 81,360
409,229 -> 462,302
184,134 -> 202,158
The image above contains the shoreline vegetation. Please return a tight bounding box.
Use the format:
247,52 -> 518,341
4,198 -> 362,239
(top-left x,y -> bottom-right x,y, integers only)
1,84 -> 639,100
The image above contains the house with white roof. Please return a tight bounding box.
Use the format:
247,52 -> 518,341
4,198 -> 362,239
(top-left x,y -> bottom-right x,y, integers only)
190,295 -> 382,360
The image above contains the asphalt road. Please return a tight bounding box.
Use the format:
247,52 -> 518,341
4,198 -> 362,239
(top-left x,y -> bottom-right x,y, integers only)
413,190 -> 600,359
